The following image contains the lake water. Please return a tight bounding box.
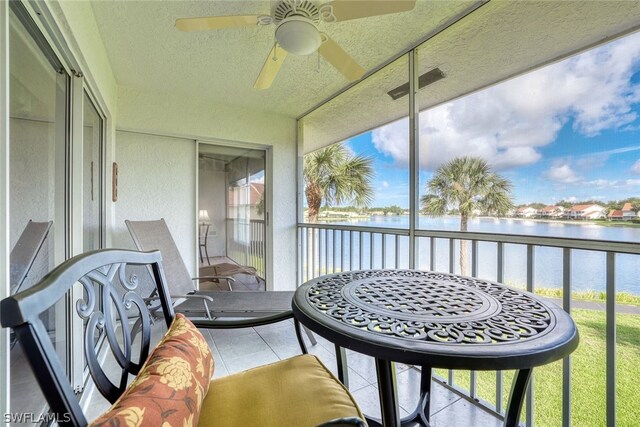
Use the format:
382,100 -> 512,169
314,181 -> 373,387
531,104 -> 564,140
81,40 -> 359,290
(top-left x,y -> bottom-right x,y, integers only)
308,216 -> 640,295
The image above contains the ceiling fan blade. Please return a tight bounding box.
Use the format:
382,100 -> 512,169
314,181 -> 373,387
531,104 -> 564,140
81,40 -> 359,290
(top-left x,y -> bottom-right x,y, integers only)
254,45 -> 288,90
330,0 -> 416,21
318,35 -> 365,82
175,15 -> 260,32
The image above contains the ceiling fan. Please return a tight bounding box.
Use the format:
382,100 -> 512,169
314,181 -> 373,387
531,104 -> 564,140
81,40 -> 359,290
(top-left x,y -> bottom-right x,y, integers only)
176,0 -> 416,89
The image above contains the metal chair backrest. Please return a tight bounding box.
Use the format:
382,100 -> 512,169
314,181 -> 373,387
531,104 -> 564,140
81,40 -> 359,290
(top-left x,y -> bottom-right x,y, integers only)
0,249 -> 174,426
125,219 -> 196,296
9,220 -> 52,295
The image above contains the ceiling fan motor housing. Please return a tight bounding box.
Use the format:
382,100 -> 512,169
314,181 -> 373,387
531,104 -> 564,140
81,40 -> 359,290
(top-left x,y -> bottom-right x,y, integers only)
276,16 -> 322,55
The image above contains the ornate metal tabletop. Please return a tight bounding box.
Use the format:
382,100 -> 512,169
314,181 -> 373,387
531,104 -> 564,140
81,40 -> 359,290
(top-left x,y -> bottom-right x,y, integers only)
293,269 -> 579,370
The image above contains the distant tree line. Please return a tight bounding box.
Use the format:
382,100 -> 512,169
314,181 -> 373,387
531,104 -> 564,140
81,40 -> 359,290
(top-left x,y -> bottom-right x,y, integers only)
313,205 -> 407,215
517,197 -> 640,211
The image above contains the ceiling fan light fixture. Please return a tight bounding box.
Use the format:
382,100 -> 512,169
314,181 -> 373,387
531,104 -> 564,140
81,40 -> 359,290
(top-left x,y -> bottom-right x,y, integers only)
275,17 -> 321,56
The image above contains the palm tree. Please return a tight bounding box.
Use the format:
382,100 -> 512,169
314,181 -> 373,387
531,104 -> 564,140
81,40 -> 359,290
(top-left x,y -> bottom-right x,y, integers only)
421,156 -> 513,275
304,143 -> 374,223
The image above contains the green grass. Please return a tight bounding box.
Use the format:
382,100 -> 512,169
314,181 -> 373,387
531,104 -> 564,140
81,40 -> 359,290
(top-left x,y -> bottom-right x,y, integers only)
435,309 -> 640,426
534,287 -> 640,306
591,219 -> 640,228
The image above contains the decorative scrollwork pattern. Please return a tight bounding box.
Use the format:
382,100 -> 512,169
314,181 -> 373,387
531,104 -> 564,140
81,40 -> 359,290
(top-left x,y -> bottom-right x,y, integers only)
307,270 -> 553,345
74,262 -> 152,401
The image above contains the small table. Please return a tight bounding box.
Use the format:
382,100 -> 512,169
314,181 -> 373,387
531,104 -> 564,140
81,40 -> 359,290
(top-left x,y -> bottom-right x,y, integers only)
292,270 -> 579,427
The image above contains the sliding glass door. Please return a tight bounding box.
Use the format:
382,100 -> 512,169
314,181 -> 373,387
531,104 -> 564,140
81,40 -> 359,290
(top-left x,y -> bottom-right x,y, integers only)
82,92 -> 104,252
198,143 -> 268,289
8,5 -> 70,421
8,3 -> 106,423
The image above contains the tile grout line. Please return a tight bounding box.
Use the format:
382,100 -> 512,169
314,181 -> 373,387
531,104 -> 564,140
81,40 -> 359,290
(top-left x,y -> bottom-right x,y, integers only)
205,329 -> 230,376
253,326 -> 284,360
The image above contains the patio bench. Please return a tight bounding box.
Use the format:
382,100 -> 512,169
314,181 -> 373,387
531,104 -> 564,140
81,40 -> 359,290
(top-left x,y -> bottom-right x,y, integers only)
1,249 -> 366,427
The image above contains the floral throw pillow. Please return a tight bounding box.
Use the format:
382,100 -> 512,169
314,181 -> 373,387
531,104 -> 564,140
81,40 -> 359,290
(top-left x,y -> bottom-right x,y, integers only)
90,314 -> 214,427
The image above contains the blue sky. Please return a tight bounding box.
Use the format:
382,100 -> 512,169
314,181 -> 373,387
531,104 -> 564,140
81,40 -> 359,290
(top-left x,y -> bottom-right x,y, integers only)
342,31 -> 640,208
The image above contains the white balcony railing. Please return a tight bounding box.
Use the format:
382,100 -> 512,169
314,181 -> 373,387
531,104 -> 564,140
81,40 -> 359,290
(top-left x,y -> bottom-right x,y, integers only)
297,222 -> 640,426
226,219 -> 266,278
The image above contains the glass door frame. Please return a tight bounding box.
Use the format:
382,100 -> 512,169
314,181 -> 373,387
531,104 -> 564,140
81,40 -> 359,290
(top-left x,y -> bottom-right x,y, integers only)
2,0 -> 110,412
1,0 -> 11,419
196,139 -> 274,290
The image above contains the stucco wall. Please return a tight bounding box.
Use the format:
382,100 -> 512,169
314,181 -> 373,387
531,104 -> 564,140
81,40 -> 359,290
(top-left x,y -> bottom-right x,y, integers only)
112,131 -> 196,275
116,86 -> 297,290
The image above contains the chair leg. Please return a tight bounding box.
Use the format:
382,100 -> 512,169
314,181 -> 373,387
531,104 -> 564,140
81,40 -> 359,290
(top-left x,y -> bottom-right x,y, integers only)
294,319 -> 309,354
304,325 -> 317,345
204,245 -> 210,266
199,246 -> 204,264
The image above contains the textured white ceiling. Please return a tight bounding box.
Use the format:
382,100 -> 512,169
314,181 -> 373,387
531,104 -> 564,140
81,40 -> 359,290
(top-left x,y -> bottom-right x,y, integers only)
90,0 -> 640,142
89,0 -> 477,117
302,0 -> 640,152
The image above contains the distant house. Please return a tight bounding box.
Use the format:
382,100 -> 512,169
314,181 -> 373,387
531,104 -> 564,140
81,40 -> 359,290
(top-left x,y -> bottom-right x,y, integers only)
608,209 -> 624,221
607,203 -> 636,221
622,203 -> 637,220
539,206 -> 564,218
516,207 -> 537,217
570,204 -> 606,220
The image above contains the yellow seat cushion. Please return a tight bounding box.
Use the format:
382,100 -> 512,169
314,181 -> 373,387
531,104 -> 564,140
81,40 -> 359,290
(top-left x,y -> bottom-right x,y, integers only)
198,354 -> 365,427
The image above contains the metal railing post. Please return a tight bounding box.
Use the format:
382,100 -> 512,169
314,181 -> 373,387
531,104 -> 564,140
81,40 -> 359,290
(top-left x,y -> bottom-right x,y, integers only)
562,247 -> 572,427
606,251 -> 616,427
470,240 -> 478,398
526,244 -> 535,427
496,241 -> 505,414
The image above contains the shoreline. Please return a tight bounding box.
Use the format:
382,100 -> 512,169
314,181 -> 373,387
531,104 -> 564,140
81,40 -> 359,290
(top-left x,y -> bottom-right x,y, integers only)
314,214 -> 640,228
483,215 -> 640,228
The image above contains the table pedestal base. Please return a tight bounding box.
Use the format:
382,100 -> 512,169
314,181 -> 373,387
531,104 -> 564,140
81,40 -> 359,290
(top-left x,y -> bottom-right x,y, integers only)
362,361 -> 532,427
366,361 -> 433,427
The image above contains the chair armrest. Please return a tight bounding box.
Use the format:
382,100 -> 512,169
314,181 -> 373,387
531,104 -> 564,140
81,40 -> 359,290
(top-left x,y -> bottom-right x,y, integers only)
193,276 -> 236,282
315,417 -> 368,427
144,294 -> 215,303
190,310 -> 294,329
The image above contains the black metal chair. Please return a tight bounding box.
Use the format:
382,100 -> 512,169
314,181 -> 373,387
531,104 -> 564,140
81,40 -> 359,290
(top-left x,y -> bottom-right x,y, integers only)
0,249 -> 364,427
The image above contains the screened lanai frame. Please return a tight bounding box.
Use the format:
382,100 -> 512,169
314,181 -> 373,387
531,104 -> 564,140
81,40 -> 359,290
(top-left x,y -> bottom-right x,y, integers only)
295,3 -> 640,427
295,0 -> 487,259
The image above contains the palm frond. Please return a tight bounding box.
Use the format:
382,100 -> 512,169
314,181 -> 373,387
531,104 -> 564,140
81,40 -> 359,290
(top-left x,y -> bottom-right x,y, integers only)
421,156 -> 514,218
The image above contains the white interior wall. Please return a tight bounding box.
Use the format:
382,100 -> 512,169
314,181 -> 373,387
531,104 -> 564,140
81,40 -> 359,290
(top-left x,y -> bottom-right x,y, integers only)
111,130 -> 196,273
116,86 -> 297,290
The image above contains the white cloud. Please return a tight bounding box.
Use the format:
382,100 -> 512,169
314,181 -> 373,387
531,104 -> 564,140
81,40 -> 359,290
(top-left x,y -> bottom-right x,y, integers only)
372,32 -> 640,171
580,178 -> 640,189
631,159 -> 640,174
545,163 -> 581,183
382,181 -> 389,188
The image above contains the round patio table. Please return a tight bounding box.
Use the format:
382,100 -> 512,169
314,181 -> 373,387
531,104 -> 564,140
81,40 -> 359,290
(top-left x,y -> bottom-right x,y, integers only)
292,270 -> 579,427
